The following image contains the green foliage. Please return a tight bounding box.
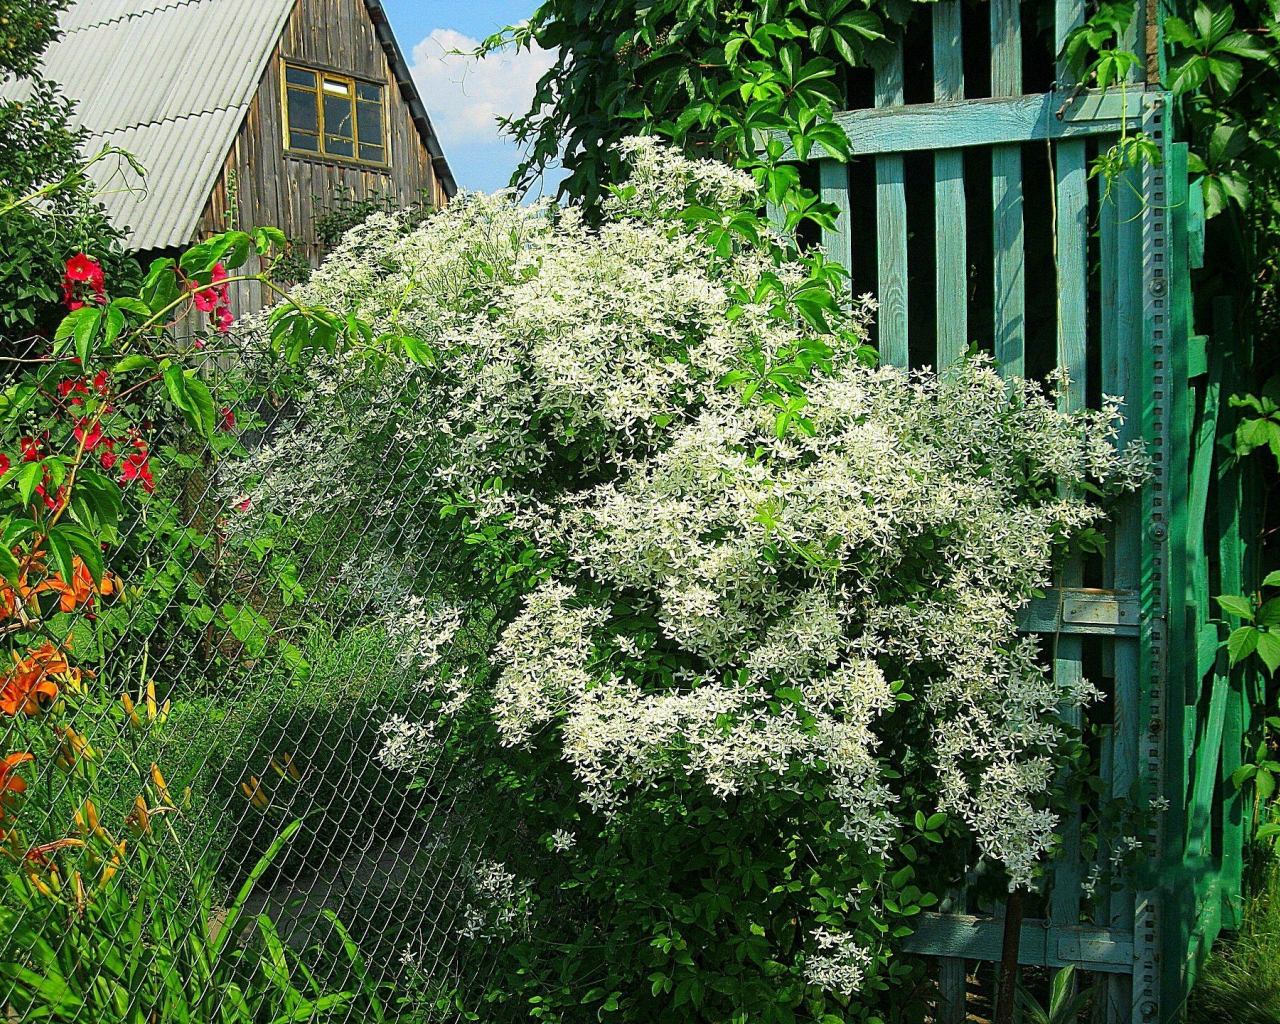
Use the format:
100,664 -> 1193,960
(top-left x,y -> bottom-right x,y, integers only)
487,0 -> 936,215
0,2 -> 138,340
1187,858 -> 1280,1024
0,0 -> 64,76
0,819 -> 392,1024
1015,966 -> 1094,1024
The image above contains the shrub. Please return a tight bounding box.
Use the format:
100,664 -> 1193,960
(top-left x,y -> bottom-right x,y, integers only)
228,139 -> 1145,1022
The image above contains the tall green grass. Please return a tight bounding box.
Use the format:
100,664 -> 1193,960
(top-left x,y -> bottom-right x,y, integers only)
1187,858 -> 1280,1024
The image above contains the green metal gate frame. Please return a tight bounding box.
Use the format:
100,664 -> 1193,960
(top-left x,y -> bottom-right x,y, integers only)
780,2 -> 1251,1020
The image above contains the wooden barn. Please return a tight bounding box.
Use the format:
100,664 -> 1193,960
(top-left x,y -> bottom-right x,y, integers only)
1,0 -> 456,315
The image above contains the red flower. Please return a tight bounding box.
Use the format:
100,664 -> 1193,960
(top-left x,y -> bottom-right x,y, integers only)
57,378 -> 89,400
0,454 -> 9,475
19,437 -> 40,462
73,419 -> 104,452
193,262 -> 231,314
216,307 -> 234,333
93,371 -> 110,396
35,470 -> 63,512
62,254 -> 106,311
236,497 -> 251,512
219,408 -> 235,432
120,439 -> 154,494
99,438 -> 117,471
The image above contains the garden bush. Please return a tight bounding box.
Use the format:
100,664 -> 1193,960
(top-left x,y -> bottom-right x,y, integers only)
223,138 -> 1146,1022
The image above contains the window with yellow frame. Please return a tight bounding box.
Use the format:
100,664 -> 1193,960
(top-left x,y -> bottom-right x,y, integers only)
283,62 -> 387,166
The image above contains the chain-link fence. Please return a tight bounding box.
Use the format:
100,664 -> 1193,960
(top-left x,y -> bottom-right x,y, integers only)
0,320 -> 516,1023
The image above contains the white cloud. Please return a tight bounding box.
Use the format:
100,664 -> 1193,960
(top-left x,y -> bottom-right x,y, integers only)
410,28 -> 560,194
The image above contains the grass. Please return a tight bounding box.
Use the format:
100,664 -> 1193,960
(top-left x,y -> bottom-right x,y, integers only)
1186,855 -> 1280,1024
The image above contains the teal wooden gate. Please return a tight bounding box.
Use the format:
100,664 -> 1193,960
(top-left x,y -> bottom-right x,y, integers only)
784,2 -> 1250,1021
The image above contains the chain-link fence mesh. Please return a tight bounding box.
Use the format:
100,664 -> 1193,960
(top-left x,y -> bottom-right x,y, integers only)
0,325 -> 514,1023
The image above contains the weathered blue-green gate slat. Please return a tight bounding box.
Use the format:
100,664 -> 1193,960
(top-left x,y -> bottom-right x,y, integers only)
933,1 -> 966,368
1106,162 -> 1145,1024
1213,295 -> 1247,931
1051,135 -> 1089,946
1051,0 -> 1089,950
807,92 -> 1143,157
991,0 -> 1024,377
875,45 -> 908,367
1163,140 -> 1199,1007
819,160 -> 852,290
1187,349 -> 1227,862
784,0 -> 1249,1012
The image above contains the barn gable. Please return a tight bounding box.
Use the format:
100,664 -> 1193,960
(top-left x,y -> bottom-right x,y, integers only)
0,0 -> 454,254
198,0 -> 454,258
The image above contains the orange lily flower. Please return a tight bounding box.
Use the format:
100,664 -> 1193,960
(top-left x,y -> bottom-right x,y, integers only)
0,642 -> 85,716
0,752 -> 33,816
25,837 -> 86,865
30,557 -> 121,615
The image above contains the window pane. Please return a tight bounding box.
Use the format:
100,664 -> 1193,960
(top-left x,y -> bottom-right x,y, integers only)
356,82 -> 381,102
285,65 -> 315,87
359,144 -> 385,164
290,130 -> 320,153
325,135 -> 355,158
357,101 -> 383,146
323,94 -> 354,140
287,87 -> 318,133
323,78 -> 350,96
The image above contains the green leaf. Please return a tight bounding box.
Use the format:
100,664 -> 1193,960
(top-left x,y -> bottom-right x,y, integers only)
1227,625 -> 1260,664
0,546 -> 22,587
13,462 -> 42,507
53,307 -> 99,358
1264,570 -> 1280,589
53,524 -> 103,584
112,354 -> 158,374
1256,631 -> 1280,675
1216,593 -> 1254,620
1258,598 -> 1280,629
45,529 -> 74,589
73,305 -> 101,366
101,305 -> 125,350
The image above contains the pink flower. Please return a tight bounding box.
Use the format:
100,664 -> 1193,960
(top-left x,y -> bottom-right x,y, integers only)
62,254 -> 106,310
236,497 -> 251,512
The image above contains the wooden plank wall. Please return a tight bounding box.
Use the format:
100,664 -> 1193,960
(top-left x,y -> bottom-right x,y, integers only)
196,0 -> 445,318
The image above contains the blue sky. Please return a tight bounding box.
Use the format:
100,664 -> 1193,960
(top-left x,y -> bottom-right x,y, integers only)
381,0 -> 564,195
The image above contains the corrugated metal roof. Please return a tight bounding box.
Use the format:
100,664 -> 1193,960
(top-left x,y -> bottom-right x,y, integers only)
0,0 -> 295,250
1,0 -> 457,249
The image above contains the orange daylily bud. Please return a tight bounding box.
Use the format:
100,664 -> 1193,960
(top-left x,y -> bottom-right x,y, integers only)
98,840 -> 126,890
269,753 -> 303,783
239,776 -> 270,812
120,692 -> 143,731
128,795 -> 151,836
150,764 -> 175,808
28,869 -> 58,900
54,726 -> 94,774
73,799 -> 107,841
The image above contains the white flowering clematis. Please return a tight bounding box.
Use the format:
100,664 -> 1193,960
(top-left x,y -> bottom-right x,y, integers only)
228,138 -> 1145,994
